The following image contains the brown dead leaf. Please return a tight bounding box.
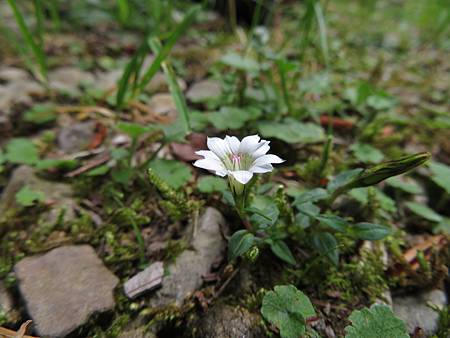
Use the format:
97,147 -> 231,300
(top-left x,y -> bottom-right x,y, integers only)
170,133 -> 207,162
402,235 -> 447,270
0,320 -> 38,338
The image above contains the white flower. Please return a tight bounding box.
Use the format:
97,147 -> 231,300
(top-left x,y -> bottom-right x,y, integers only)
193,135 -> 284,192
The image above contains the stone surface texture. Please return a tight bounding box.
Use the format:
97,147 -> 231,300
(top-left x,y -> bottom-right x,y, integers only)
393,289 -> 447,336
124,261 -> 164,299
14,245 -> 119,338
149,207 -> 227,308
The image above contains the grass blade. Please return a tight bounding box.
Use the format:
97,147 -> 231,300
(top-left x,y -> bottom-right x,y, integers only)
6,0 -> 47,82
314,1 -> 329,67
149,37 -> 191,136
137,5 -> 201,93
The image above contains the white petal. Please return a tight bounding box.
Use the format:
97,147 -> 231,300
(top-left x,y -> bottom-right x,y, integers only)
207,137 -> 230,159
225,135 -> 240,153
250,163 -> 273,173
252,141 -> 270,158
252,154 -> 284,167
238,135 -> 261,154
195,150 -> 221,161
193,158 -> 225,172
230,170 -> 254,184
215,169 -> 227,177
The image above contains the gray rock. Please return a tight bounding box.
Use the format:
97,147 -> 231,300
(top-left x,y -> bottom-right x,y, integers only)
95,69 -> 123,92
186,79 -> 221,103
0,166 -> 74,219
148,93 -> 178,123
124,261 -> 164,299
49,67 -> 95,95
57,121 -> 96,153
149,207 -> 227,308
14,245 -> 119,338
0,66 -> 29,82
118,327 -> 156,338
145,72 -> 186,94
193,304 -> 265,338
393,289 -> 447,336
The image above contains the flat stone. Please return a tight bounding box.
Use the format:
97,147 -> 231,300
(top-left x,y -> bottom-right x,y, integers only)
57,121 -> 96,153
49,67 -> 95,96
14,245 -> 119,338
0,66 -> 29,82
118,327 -> 156,338
124,261 -> 164,299
185,79 -> 221,103
145,72 -> 186,94
95,69 -> 123,92
0,166 -> 74,218
193,304 -> 264,338
149,207 -> 227,308
148,93 -> 178,123
393,289 -> 447,336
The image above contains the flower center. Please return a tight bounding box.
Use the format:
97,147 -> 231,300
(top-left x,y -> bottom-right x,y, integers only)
223,153 -> 252,171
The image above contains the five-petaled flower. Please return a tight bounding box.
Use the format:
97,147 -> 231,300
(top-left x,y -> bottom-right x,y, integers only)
193,135 -> 284,194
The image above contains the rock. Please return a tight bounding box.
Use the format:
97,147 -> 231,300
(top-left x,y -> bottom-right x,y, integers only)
147,93 -> 178,123
393,289 -> 447,336
0,166 -> 74,220
124,261 -> 164,299
0,281 -> 13,316
0,66 -> 29,82
185,79 -> 222,103
149,207 -> 227,308
95,69 -> 123,92
57,121 -> 96,153
193,304 -> 265,338
118,327 -> 156,338
49,67 -> 95,96
14,245 -> 119,338
145,72 -> 186,94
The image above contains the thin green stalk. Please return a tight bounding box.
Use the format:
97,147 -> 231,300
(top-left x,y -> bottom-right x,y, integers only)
277,63 -> 293,115
47,0 -> 61,31
7,0 -> 48,83
227,0 -> 237,33
314,1 -> 329,67
137,5 -> 201,93
117,0 -> 130,25
33,0 -> 45,47
245,0 -> 264,52
149,37 -> 192,136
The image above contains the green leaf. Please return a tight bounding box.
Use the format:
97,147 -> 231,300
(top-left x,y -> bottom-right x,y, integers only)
197,176 -> 227,193
258,118 -> 325,144
85,164 -> 110,176
405,201 -> 443,223
261,285 -> 315,338
349,188 -> 396,213
116,122 -> 157,139
327,169 -> 363,192
23,104 -> 57,124
351,142 -> 384,163
220,52 -> 260,72
385,176 -> 423,194
351,222 -> 391,240
207,106 -> 261,131
228,230 -> 255,261
345,304 -> 408,338
35,159 -> 78,170
5,138 -> 39,165
15,186 -> 45,207
311,232 -> 339,265
111,148 -> 130,161
149,159 -> 192,189
111,167 -> 133,184
249,203 -> 279,228
315,214 -> 349,232
294,188 -> 329,206
270,240 -> 296,265
429,161 -> 450,195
